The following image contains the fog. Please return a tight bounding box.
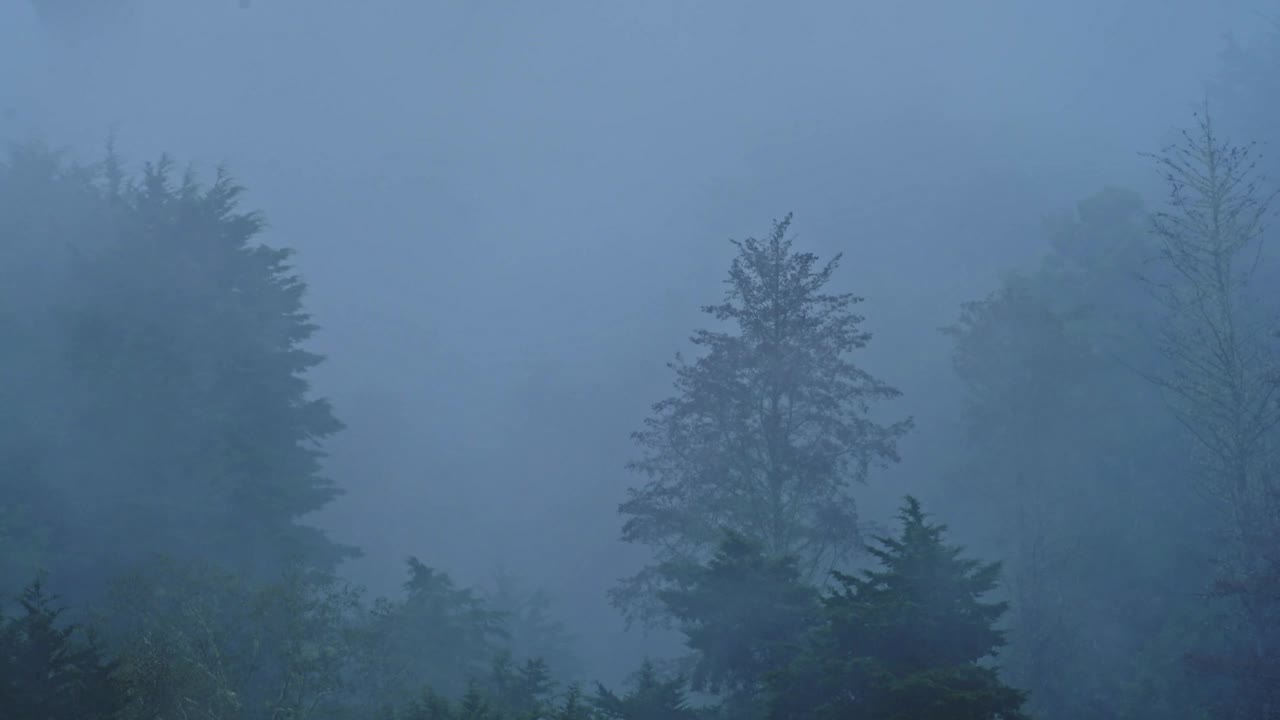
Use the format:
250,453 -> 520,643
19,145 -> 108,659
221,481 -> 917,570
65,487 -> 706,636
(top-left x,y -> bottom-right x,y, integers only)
2,0 -> 1278,714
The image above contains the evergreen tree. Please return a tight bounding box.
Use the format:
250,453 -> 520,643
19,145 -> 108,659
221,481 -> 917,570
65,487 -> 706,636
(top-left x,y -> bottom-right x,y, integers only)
485,569 -> 581,681
614,214 -> 910,625
658,531 -> 818,713
553,685 -> 596,720
358,558 -> 509,705
591,659 -> 698,720
0,145 -> 354,600
943,185 -> 1217,720
768,497 -> 1027,720
487,652 -> 557,719
0,579 -> 130,720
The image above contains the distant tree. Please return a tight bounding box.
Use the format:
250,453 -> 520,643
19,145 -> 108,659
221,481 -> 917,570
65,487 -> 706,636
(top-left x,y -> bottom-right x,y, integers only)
1142,109 -> 1280,539
614,214 -> 910,625
104,558 -> 363,720
0,144 -> 97,597
657,531 -> 818,715
71,154 -> 354,578
0,145 -> 354,600
552,684 -> 596,720
0,578 -> 130,720
485,568 -> 581,681
943,279 -> 1094,716
358,558 -> 509,705
591,659 -> 698,720
392,688 -> 458,720
768,497 -> 1027,720
390,683 -> 501,720
487,652 -> 557,719
942,184 -> 1222,720
1141,110 -> 1280,719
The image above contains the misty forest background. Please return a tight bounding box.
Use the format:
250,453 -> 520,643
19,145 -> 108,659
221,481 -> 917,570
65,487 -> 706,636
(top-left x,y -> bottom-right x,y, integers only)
5,1 -> 1280,719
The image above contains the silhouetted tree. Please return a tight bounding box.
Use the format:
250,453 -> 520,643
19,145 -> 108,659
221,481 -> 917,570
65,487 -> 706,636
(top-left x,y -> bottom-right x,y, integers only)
0,145 -> 354,601
1143,110 -> 1280,720
487,652 -> 557,719
358,558 -> 509,705
658,531 -> 817,714
486,569 -> 580,681
592,659 -> 698,720
614,214 -> 910,625
768,497 -> 1027,720
943,184 -> 1221,720
0,579 -> 129,720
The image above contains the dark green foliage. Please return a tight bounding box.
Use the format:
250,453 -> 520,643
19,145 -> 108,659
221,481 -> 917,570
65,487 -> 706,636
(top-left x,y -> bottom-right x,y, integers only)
768,497 -> 1027,720
615,214 -> 910,625
591,659 -> 698,720
658,531 -> 818,706
0,579 -> 129,720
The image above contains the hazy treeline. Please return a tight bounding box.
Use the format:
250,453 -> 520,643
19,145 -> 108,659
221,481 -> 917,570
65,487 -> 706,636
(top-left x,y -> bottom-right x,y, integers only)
4,7 -> 1280,720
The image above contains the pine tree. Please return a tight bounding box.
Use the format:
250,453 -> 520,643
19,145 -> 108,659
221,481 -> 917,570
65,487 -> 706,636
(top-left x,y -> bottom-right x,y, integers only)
69,155 -> 355,579
486,569 -> 580,680
488,652 -> 557,719
614,214 -> 910,625
657,531 -> 818,710
553,685 -> 596,720
0,579 -> 130,719
0,145 -> 354,600
591,660 -> 698,720
768,497 -> 1028,720
359,558 -> 509,705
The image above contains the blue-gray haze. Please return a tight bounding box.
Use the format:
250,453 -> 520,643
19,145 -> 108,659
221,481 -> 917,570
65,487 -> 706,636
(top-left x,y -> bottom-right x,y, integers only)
0,0 -> 1267,683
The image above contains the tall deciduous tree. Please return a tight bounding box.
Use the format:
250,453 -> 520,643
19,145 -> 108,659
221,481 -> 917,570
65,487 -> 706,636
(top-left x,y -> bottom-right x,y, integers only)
944,185 -> 1222,720
1143,110 -> 1280,719
613,214 -> 910,624
0,579 -> 129,720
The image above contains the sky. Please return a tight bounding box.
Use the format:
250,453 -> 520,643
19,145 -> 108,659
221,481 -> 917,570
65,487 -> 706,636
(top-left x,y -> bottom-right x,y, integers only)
0,0 -> 1265,680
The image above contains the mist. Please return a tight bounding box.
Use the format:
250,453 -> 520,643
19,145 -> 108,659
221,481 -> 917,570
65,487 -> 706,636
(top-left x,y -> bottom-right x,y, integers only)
3,1 -> 1279,717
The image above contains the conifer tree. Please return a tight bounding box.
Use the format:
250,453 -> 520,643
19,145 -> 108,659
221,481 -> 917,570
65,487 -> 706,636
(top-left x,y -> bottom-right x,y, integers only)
614,214 -> 910,624
0,579 -> 129,719
592,659 -> 697,720
768,497 -> 1027,720
658,531 -> 818,712
0,145 -> 354,598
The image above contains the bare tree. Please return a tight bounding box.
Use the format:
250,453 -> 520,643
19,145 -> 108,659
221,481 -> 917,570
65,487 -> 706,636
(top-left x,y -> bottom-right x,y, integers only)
1142,108 -> 1280,719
